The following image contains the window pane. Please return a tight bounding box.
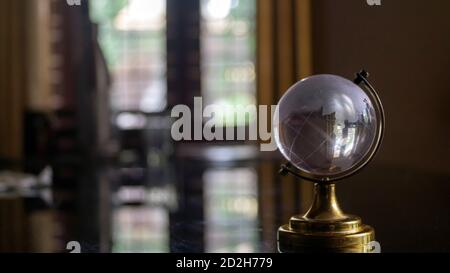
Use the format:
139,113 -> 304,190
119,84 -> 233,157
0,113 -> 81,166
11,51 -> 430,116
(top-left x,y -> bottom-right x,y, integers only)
90,0 -> 167,113
201,0 -> 256,126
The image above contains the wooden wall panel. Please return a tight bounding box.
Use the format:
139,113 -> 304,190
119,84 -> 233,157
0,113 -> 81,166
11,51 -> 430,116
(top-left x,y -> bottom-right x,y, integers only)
296,0 -> 313,79
0,0 -> 27,162
26,0 -> 53,112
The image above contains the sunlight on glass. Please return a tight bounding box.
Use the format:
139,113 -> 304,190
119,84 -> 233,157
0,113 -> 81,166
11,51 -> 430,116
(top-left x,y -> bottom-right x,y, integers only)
201,0 -> 256,127
90,0 -> 167,113
343,127 -> 356,156
115,0 -> 165,31
202,0 -> 232,20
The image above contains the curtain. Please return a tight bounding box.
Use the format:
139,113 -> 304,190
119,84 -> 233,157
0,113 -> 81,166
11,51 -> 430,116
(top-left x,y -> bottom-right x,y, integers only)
256,0 -> 313,247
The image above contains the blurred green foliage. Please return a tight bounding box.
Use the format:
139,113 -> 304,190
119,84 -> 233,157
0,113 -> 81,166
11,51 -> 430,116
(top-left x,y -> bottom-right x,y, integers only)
89,0 -> 128,24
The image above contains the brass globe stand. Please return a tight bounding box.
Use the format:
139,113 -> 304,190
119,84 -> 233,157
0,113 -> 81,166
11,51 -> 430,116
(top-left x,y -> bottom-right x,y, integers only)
275,70 -> 384,253
277,183 -> 375,253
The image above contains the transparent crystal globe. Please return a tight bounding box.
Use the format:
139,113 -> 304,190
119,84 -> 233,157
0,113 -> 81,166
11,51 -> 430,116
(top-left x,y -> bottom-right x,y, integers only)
274,74 -> 379,180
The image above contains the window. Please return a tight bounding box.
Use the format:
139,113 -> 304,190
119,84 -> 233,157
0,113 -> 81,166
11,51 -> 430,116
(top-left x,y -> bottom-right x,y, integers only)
88,0 -> 259,253
90,0 -> 257,124
201,0 -> 256,126
90,0 -> 167,113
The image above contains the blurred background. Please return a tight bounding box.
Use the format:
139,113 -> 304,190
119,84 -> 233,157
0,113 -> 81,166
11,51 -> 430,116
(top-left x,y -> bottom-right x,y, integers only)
0,0 -> 449,253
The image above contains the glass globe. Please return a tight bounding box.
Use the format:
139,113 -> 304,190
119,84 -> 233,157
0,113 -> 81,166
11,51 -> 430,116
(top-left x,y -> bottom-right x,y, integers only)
274,74 -> 380,181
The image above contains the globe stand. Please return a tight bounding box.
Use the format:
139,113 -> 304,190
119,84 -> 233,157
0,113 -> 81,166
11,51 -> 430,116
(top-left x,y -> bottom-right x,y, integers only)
276,70 -> 383,253
277,183 -> 375,253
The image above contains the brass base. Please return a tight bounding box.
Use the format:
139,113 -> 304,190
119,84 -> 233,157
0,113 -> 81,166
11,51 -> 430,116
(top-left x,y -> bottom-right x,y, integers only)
278,183 -> 375,253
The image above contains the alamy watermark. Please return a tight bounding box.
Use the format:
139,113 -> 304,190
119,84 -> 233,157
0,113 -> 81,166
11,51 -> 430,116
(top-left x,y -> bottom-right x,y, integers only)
66,241 -> 81,253
170,97 -> 278,152
66,0 -> 81,6
367,0 -> 382,6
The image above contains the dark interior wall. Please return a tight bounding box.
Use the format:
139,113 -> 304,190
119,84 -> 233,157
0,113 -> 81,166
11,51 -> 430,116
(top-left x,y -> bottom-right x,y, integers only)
310,0 -> 450,252
312,0 -> 450,174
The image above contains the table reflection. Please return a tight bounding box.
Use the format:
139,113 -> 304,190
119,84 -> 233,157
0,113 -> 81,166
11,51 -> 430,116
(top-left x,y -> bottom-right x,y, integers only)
2,140 -> 450,253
